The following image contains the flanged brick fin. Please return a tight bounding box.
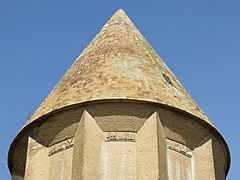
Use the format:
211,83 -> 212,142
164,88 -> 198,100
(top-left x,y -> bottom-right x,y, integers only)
72,111 -> 104,179
27,9 -> 212,130
71,111 -> 169,179
137,112 -> 169,179
8,9 -> 231,180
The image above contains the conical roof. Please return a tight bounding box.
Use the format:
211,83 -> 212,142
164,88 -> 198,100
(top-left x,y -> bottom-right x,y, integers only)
27,9 -> 213,126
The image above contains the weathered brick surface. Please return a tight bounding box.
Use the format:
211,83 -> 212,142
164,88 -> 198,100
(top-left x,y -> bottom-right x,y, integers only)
8,9 -> 230,180
26,9 -> 212,127
9,102 -> 229,179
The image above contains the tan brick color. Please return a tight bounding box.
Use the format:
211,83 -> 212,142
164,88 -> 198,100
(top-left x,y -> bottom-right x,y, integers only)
27,9 -> 212,127
8,9 -> 230,180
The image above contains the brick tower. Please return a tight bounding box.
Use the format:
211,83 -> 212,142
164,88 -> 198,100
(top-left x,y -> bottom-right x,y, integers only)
8,9 -> 230,180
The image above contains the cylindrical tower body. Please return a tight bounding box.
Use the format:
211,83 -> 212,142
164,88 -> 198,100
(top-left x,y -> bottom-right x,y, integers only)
8,9 -> 230,180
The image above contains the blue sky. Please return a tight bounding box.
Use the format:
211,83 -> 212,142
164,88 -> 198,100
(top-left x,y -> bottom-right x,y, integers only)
1,1 -> 239,179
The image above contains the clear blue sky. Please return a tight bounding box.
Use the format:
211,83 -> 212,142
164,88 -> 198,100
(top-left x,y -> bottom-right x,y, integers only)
1,1 -> 239,179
